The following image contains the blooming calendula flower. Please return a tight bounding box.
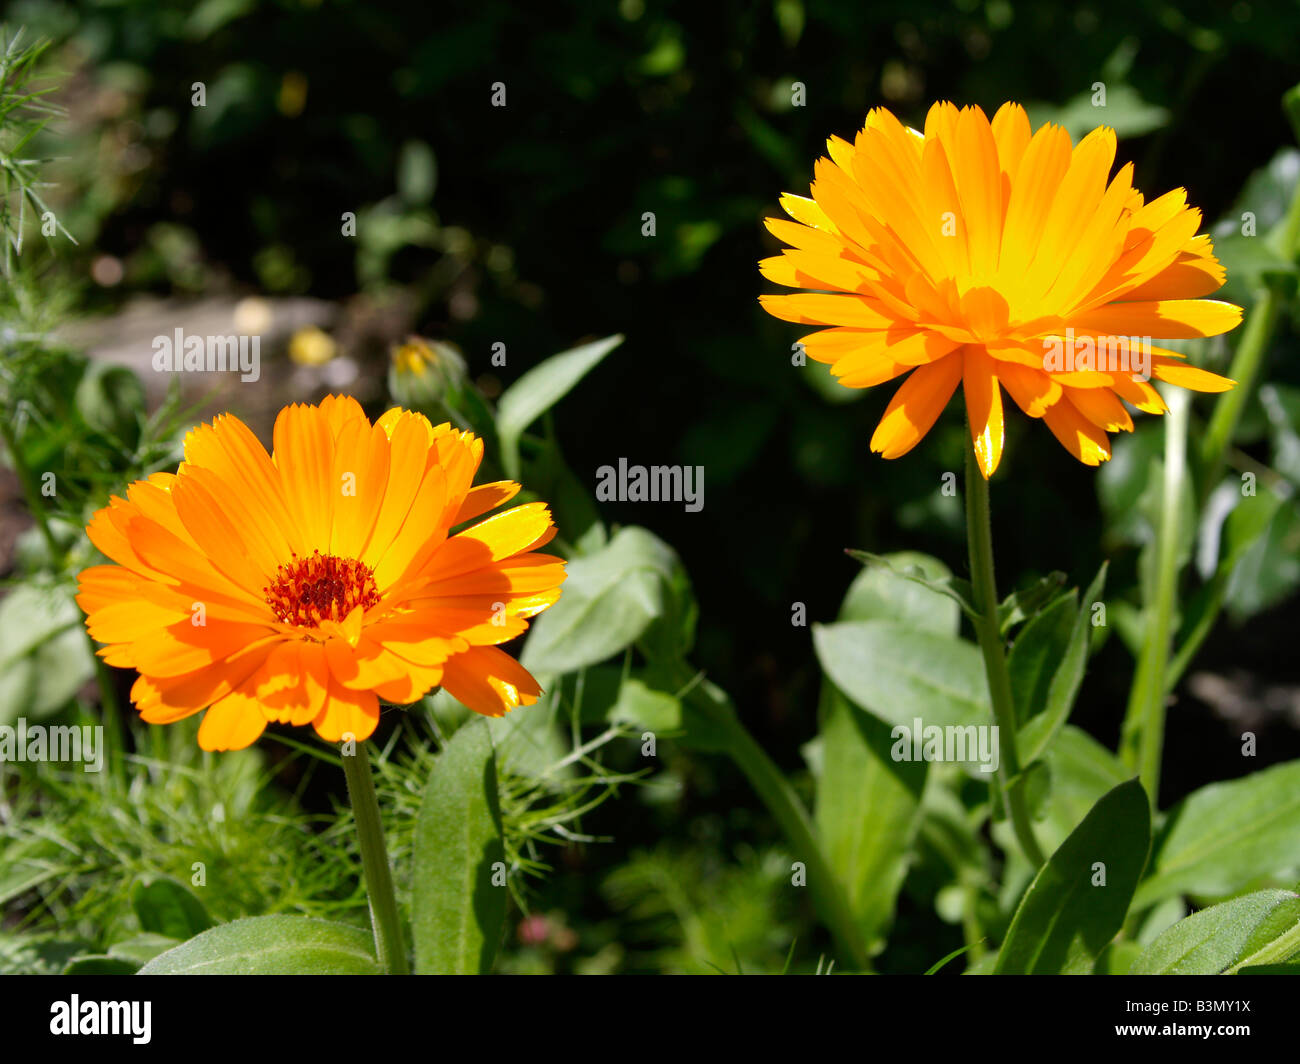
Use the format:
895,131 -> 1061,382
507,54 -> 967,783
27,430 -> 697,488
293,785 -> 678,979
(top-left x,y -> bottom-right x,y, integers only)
760,102 -> 1242,477
76,396 -> 564,751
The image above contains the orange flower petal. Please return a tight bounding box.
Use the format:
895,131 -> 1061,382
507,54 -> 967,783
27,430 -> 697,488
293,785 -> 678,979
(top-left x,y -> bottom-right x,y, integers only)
869,353 -> 964,460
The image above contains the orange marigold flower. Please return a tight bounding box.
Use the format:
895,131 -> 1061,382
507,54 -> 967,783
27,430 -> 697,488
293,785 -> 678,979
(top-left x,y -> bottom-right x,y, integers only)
759,101 -> 1243,477
76,395 -> 565,751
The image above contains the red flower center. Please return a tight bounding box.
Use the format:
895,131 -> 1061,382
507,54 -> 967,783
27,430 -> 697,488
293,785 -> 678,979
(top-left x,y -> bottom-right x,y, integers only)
264,551 -> 381,627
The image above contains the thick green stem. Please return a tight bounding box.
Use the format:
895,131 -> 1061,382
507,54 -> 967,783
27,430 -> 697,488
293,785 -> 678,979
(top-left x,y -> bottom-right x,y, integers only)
342,741 -> 409,975
1120,387 -> 1189,807
964,445 -> 1045,869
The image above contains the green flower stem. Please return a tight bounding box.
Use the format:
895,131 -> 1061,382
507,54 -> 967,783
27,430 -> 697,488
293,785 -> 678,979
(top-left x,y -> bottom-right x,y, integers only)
1120,387 -> 1190,807
963,444 -> 1045,869
675,673 -> 870,971
342,741 -> 409,975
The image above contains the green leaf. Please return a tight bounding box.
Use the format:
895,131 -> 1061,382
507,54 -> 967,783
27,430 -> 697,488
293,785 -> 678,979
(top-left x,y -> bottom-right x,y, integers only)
0,584 -> 93,726
522,526 -> 682,674
64,956 -> 140,975
998,572 -> 1067,635
108,933 -> 182,966
571,667 -> 682,732
845,550 -> 977,622
994,779 -> 1150,974
815,551 -> 943,951
412,720 -> 507,975
75,361 -> 144,447
1097,424 -> 1163,544
1008,594 -> 1076,726
496,334 -> 623,474
1016,563 -> 1107,763
924,940 -> 982,975
522,434 -> 607,555
1134,760 -> 1300,909
607,676 -> 681,732
816,685 -> 926,954
131,877 -> 213,940
1224,495 -> 1300,621
838,551 -> 960,634
1028,85 -> 1168,142
813,620 -> 988,735
1039,726 -> 1130,845
1094,940 -> 1143,975
1130,890 -> 1300,974
138,916 -> 380,974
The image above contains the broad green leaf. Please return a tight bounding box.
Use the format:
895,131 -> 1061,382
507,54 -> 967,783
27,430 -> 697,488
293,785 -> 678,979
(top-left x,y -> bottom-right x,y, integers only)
1014,725 -> 1129,858
1028,85 -> 1168,142
838,551 -> 960,635
412,720 -> 506,975
1134,760 -> 1300,909
1130,889 -> 1300,974
846,550 -> 976,622
523,434 -> 607,555
496,334 -> 623,471
1094,940 -> 1143,975
1220,487 -> 1284,569
522,526 -> 681,673
0,585 -> 93,726
1224,495 -> 1300,620
138,916 -> 380,974
1016,563 -> 1107,763
813,620 -> 988,737
607,676 -> 681,732
816,686 -> 925,954
570,667 -> 682,732
1212,147 -> 1300,304
994,779 -> 1150,974
998,572 -> 1067,635
131,877 -> 213,941
816,551 -> 943,951
1097,424 -> 1163,545
1259,385 -> 1300,486
75,361 -> 144,446
1008,594 -> 1075,726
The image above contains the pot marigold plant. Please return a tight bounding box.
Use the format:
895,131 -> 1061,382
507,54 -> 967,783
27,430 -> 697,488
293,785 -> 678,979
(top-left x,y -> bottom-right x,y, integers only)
73,394 -> 565,975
